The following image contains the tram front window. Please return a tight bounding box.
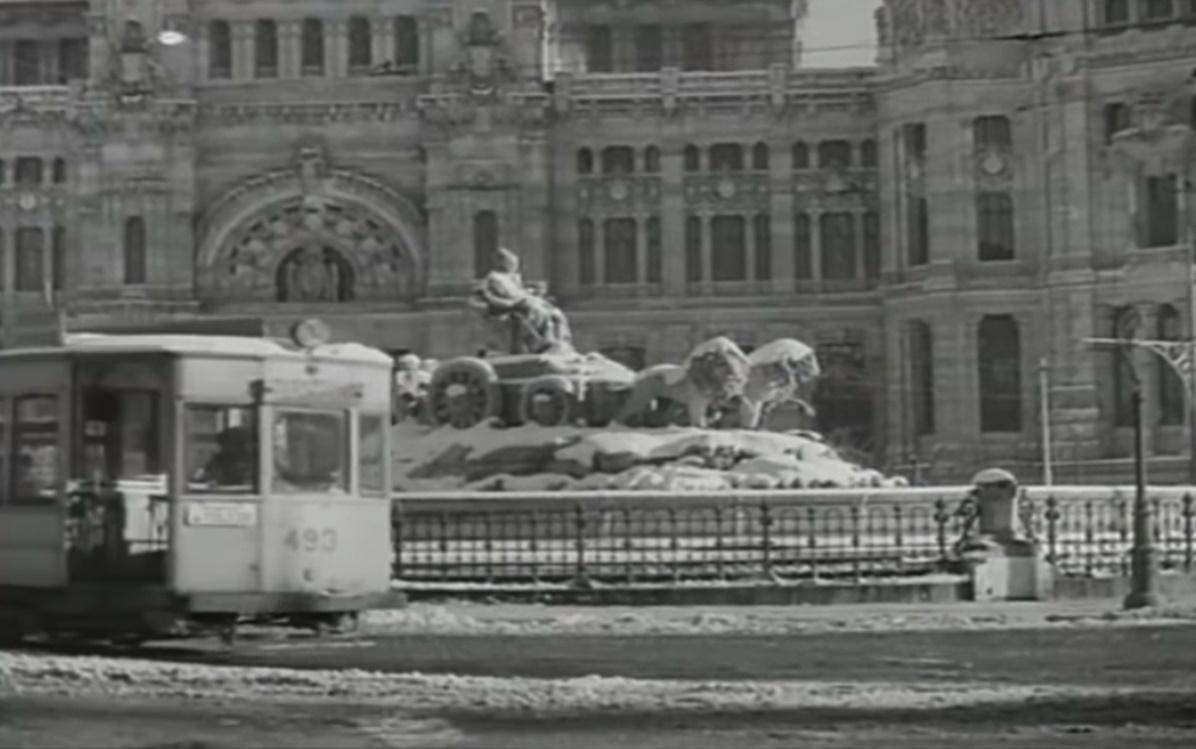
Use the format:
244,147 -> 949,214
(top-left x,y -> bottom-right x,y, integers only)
272,410 -> 347,494
185,406 -> 258,493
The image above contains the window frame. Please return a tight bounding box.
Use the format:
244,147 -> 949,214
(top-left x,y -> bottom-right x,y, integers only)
270,407 -> 350,495
184,403 -> 260,495
10,394 -> 62,505
357,412 -> 388,496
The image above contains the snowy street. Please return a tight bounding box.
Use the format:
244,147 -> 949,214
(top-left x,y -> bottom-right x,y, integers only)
3,601 -> 1196,747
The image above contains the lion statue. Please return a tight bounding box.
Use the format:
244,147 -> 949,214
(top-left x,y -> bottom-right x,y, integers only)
737,338 -> 821,429
615,337 -> 752,428
614,336 -> 821,431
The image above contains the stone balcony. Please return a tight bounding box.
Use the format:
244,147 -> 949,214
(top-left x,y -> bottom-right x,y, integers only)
552,66 -> 876,114
0,84 -> 74,117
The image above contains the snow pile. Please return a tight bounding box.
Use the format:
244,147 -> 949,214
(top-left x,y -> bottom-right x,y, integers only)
0,651 -> 1160,714
394,422 -> 906,492
358,601 -> 1196,637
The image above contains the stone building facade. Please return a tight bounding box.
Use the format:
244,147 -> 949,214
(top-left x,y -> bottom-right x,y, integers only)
3,0 -> 1196,482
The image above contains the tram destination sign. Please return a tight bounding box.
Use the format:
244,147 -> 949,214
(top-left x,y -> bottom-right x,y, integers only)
185,502 -> 259,528
251,378 -> 365,405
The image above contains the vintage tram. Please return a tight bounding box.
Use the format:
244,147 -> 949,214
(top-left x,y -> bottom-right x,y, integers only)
0,321 -> 400,644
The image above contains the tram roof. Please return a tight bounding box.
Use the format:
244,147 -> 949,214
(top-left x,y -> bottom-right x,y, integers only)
0,333 -> 394,366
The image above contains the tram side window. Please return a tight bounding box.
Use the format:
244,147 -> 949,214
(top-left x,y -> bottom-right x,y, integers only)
11,396 -> 60,504
358,413 -> 386,496
185,406 -> 257,493
272,410 -> 347,494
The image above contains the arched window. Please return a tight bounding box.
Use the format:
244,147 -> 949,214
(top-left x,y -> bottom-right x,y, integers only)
254,19 -> 279,78
472,211 -> 498,279
51,158 -> 66,184
1158,304 -> 1185,424
860,139 -> 878,168
683,144 -> 701,172
751,142 -> 769,171
301,18 -> 325,76
792,142 -> 809,169
576,148 -> 593,175
208,20 -> 232,79
348,16 -> 372,73
643,146 -> 661,173
978,315 -> 1022,432
123,216 -> 147,285
601,146 -> 635,175
1112,306 -> 1139,427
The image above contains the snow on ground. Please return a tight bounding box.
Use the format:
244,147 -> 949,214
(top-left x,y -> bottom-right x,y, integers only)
0,649 -> 1179,715
393,421 -> 905,492
357,600 -> 1196,638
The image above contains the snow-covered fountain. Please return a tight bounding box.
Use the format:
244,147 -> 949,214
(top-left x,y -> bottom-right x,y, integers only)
393,248 -> 907,493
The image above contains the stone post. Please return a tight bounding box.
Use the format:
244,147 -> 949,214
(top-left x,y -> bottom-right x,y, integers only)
964,468 -> 1053,601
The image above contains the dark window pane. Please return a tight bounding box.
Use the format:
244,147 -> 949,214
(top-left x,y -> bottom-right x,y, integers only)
395,16 -> 420,70
907,196 -> 929,266
302,18 -> 325,75
820,212 -> 857,281
682,23 -> 713,70
209,21 -> 232,79
863,211 -> 881,280
15,158 -> 42,187
685,215 -> 703,282
1143,175 -> 1179,247
860,139 -> 878,167
646,217 -> 662,284
710,144 -> 743,172
348,17 -> 372,72
644,146 -> 661,173
977,191 -> 1016,261
255,20 -> 278,78
794,213 -> 812,279
124,216 -> 147,285
711,215 -> 746,282
16,227 -> 44,292
1105,0 -> 1130,22
973,115 -> 1013,152
52,226 -> 64,291
601,146 -> 635,175
577,148 -> 593,174
604,218 -> 638,284
909,320 -> 935,435
792,142 -> 809,169
586,25 -> 613,72
57,38 -> 88,82
579,219 -> 595,286
754,214 -> 772,281
818,141 -> 852,169
1158,305 -> 1185,424
978,315 -> 1022,432
473,211 -> 498,279
684,144 -> 701,172
752,143 -> 769,171
14,40 -> 40,85
51,158 -> 66,184
635,25 -> 663,71
1105,102 -> 1132,143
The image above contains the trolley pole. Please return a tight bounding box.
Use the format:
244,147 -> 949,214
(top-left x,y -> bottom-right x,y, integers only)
1125,358 -> 1162,610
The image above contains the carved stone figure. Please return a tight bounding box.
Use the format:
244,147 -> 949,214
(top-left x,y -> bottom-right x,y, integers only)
615,337 -> 821,431
738,339 -> 822,430
393,353 -> 432,423
469,248 -> 573,355
277,245 -> 349,302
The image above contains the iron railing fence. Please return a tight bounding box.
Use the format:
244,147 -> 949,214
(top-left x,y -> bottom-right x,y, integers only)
390,487 -> 1196,587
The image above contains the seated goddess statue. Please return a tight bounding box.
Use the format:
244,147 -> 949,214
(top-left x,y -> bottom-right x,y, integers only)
469,248 -> 574,356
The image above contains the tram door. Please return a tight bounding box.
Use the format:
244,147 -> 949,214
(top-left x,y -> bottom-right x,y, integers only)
69,358 -> 170,583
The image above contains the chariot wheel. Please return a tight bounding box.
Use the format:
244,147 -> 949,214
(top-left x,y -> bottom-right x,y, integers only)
428,358 -> 500,429
520,375 -> 576,427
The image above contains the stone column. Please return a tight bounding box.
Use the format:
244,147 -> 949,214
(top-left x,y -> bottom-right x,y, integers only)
744,211 -> 756,282
769,136 -> 795,293
636,215 -> 649,285
700,211 -> 713,284
371,16 -> 389,66
660,143 -> 686,296
279,21 -> 300,79
232,21 -> 253,81
809,209 -> 822,282
594,216 -> 607,285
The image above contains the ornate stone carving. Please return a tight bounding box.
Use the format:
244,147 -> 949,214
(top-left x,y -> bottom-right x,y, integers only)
469,248 -> 573,356
577,177 -> 662,211
683,175 -> 770,210
197,142 -> 425,303
951,0 -> 1022,37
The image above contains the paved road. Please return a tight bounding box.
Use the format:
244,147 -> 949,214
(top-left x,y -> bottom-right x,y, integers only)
5,622 -> 1196,748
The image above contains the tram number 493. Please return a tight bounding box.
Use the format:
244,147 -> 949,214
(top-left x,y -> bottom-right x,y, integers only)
283,527 -> 338,553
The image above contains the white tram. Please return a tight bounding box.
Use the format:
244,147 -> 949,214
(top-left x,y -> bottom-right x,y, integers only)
0,322 -> 400,644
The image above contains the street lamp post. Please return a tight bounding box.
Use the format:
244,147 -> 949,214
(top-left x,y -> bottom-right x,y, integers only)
1125,343 -> 1162,610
